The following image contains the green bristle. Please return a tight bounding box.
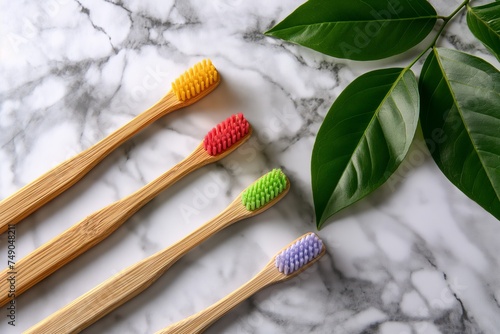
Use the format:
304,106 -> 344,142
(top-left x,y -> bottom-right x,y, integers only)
242,169 -> 287,211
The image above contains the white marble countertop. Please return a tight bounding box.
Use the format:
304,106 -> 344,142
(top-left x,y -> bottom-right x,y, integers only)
1,0 -> 499,333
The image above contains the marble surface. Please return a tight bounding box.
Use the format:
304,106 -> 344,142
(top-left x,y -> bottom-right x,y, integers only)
1,0 -> 500,333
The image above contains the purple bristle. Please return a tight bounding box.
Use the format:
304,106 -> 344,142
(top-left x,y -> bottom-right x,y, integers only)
275,233 -> 323,275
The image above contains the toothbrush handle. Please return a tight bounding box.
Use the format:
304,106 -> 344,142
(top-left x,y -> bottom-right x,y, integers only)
157,263 -> 282,334
0,92 -> 180,234
25,250 -> 179,334
25,204 -> 245,334
0,145 -> 209,307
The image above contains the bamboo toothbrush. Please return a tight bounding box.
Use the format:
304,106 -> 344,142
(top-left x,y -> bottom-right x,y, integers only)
157,232 -> 325,334
0,59 -> 219,234
25,169 -> 290,334
0,113 -> 250,307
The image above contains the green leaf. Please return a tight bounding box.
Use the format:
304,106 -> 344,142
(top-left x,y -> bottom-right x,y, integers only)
312,68 -> 419,228
265,0 -> 437,61
419,48 -> 500,220
467,2 -> 500,61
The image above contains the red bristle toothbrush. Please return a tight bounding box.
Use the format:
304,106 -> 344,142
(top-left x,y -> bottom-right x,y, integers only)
0,59 -> 220,234
0,114 -> 251,307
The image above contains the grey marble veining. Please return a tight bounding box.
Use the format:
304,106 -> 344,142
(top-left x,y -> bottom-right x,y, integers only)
1,0 -> 499,333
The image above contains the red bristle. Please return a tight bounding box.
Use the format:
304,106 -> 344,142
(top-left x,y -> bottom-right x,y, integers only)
204,113 -> 250,156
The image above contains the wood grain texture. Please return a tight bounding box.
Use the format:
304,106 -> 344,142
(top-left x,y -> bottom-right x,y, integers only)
0,126 -> 250,308
157,263 -> 283,334
0,75 -> 219,234
157,233 -> 326,334
0,144 -> 204,307
25,171 -> 287,334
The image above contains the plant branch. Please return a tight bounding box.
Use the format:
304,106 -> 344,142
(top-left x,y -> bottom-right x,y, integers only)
407,0 -> 470,69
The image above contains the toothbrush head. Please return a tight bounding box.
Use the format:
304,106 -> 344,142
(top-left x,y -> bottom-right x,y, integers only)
275,232 -> 324,276
172,59 -> 220,102
204,113 -> 251,156
242,169 -> 288,211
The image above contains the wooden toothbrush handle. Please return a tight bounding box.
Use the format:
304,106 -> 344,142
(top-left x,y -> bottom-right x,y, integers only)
25,204 -> 245,334
157,263 -> 282,334
0,209 -> 123,307
0,145 -> 209,307
24,250 -> 178,334
0,92 -> 180,234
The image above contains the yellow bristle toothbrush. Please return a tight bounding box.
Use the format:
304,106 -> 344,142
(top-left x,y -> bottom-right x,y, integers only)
0,113 -> 250,307
25,169 -> 290,334
0,59 -> 219,234
157,232 -> 325,334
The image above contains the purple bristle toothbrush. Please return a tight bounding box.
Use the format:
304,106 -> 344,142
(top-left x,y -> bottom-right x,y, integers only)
158,232 -> 325,334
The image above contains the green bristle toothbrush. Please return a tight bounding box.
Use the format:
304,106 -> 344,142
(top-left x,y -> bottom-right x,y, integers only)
25,169 -> 290,334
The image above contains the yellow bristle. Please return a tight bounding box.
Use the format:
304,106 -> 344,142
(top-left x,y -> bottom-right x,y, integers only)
171,59 -> 218,102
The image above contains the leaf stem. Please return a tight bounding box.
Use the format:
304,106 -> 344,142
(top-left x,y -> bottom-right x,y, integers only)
445,0 -> 470,20
407,0 -> 470,69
